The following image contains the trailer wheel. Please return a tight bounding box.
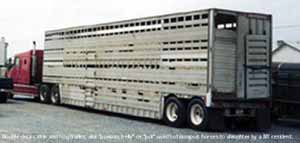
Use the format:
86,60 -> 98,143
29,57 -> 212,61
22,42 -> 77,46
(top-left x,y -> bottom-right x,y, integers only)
163,97 -> 186,128
50,85 -> 60,105
39,84 -> 51,103
187,98 -> 208,130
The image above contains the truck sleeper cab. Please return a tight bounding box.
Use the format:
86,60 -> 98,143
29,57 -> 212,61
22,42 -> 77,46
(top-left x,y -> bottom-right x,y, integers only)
10,8 -> 272,130
7,50 -> 43,98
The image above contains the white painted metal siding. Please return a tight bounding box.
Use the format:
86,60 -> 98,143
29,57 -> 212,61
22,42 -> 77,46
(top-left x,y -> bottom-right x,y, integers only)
44,10 -> 210,119
0,40 -> 7,66
273,46 -> 300,63
233,14 -> 272,99
213,30 -> 237,93
43,9 -> 272,119
245,35 -> 270,99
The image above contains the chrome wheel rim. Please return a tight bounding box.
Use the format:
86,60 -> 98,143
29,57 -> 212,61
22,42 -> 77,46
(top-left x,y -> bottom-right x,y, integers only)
166,102 -> 178,122
190,104 -> 204,126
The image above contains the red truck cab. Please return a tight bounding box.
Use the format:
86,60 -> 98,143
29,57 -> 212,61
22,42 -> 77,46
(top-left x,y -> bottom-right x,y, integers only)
7,50 -> 43,97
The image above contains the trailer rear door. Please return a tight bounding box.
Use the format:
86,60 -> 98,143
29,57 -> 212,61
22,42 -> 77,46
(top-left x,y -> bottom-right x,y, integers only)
245,29 -> 271,99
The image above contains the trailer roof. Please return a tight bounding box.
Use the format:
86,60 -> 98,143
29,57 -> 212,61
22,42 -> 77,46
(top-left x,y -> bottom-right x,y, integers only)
46,8 -> 271,34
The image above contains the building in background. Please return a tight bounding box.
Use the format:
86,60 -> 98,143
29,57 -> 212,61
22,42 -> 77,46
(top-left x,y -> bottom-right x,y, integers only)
0,37 -> 8,77
0,37 -> 8,67
273,40 -> 300,63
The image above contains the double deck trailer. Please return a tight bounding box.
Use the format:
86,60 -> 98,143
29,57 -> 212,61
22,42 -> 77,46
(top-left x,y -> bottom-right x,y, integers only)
8,8 -> 272,130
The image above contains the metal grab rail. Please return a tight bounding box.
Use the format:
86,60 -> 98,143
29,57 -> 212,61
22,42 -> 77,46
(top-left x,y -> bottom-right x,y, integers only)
245,65 -> 270,70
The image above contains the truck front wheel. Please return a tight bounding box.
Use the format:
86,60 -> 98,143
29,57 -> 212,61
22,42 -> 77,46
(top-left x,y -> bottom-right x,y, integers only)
50,85 -> 60,105
39,84 -> 51,103
187,98 -> 208,130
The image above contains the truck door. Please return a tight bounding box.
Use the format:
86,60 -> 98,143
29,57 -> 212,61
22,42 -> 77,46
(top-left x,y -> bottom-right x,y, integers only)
15,55 -> 31,84
9,57 -> 20,83
244,17 -> 271,99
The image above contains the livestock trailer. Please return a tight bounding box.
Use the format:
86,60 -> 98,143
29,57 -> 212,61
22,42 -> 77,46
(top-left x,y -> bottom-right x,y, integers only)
8,8 -> 272,130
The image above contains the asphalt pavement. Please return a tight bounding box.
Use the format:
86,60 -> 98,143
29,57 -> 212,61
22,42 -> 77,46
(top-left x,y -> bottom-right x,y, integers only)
0,97 -> 299,143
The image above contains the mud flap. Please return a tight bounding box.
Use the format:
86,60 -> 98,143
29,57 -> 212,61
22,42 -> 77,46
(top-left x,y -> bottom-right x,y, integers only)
207,108 -> 225,131
256,108 -> 271,130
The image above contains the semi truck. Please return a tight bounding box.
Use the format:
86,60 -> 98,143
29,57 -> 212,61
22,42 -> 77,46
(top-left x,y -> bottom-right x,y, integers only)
6,8 -> 272,130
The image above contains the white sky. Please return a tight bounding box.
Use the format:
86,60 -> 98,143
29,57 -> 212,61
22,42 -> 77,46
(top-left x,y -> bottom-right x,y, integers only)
0,0 -> 299,57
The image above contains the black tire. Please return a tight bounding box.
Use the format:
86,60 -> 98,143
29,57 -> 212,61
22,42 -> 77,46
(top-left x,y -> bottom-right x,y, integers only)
187,98 -> 208,130
39,84 -> 51,103
163,97 -> 186,128
0,92 -> 8,103
50,85 -> 60,105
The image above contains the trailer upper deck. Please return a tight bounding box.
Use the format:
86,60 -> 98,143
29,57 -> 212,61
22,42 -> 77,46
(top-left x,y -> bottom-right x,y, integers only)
45,8 -> 271,38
